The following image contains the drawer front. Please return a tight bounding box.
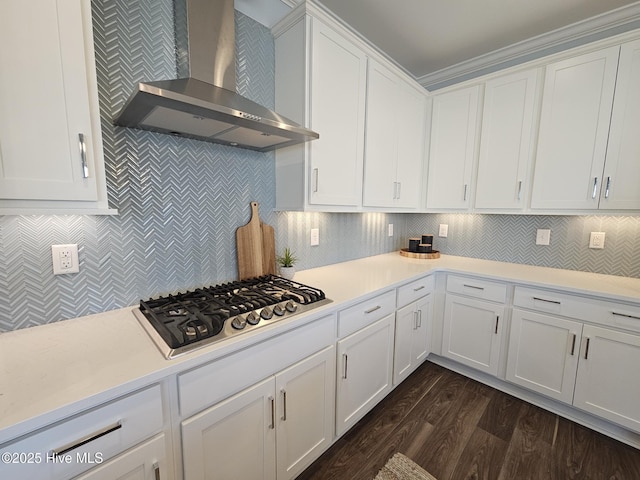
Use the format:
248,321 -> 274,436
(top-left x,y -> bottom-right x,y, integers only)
337,290 -> 396,338
396,275 -> 434,308
514,286 -> 640,333
0,385 -> 163,480
446,274 -> 507,303
179,314 -> 336,417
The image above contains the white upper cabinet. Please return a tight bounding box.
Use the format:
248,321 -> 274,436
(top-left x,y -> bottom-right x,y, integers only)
530,46 -> 620,210
0,0 -> 110,213
274,11 -> 367,211
363,59 -> 427,209
426,85 -> 481,209
474,69 -> 539,210
600,39 -> 640,210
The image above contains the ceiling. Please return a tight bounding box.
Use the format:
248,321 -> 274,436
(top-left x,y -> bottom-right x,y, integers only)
237,0 -> 640,89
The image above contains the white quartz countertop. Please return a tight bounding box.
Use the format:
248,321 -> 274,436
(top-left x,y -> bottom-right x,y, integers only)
1,253 -> 639,443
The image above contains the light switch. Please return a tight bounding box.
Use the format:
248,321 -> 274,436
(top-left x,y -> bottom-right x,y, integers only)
439,224 -> 448,237
310,228 -> 319,246
536,229 -> 551,246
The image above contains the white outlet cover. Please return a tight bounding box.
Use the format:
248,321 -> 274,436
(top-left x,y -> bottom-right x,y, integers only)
589,232 -> 606,249
310,228 -> 319,246
439,224 -> 448,237
52,244 -> 79,275
536,229 -> 551,246
388,224 -> 394,237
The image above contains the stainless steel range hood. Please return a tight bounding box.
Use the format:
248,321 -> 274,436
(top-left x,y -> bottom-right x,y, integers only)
114,0 -> 318,152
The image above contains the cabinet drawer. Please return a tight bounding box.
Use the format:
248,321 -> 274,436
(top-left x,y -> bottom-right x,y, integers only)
338,290 -> 396,338
397,275 -> 434,308
446,275 -> 507,303
0,385 -> 163,480
179,314 -> 336,417
514,286 -> 640,333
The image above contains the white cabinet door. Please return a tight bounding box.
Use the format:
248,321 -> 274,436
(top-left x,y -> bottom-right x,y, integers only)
181,377 -> 277,480
475,69 -> 539,210
73,435 -> 165,480
363,59 -> 426,209
336,313 -> 395,436
600,39 -> 640,210
394,295 -> 432,385
531,46 -> 620,210
574,325 -> 640,433
506,309 -> 582,404
443,295 -> 504,376
426,85 -> 480,209
0,0 -> 99,202
275,346 -> 335,480
309,20 -> 367,207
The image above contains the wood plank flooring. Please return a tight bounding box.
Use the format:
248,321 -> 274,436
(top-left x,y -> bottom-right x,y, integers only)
297,361 -> 640,480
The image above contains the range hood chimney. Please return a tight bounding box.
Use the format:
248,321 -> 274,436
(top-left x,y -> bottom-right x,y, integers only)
114,0 -> 318,152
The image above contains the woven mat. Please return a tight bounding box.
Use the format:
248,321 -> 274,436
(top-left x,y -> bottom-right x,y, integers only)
374,453 -> 438,480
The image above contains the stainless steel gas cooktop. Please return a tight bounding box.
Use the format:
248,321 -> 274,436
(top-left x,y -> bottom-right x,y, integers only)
134,275 -> 332,359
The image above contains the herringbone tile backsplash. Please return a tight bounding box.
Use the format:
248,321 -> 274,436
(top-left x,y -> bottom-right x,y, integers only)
0,0 -> 638,332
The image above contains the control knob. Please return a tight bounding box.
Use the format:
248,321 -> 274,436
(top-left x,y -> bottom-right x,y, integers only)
285,301 -> 297,313
231,316 -> 247,330
273,304 -> 285,316
246,312 -> 260,325
260,307 -> 273,320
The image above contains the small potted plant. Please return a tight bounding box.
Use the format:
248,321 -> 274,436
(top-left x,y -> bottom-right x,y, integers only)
277,247 -> 298,280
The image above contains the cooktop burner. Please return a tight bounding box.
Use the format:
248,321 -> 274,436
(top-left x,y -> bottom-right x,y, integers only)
134,275 -> 332,358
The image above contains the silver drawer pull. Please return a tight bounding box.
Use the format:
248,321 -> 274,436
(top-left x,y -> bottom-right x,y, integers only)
533,296 -> 561,305
78,133 -> 89,178
612,312 -> 640,321
413,311 -> 419,330
343,354 -> 348,379
313,168 -> 319,193
463,184 -> 468,201
413,286 -> 425,292
269,397 -> 275,429
584,338 -> 591,360
52,421 -> 122,457
592,177 -> 598,199
494,315 -> 499,334
570,333 -> 577,356
517,180 -> 522,201
605,176 -> 611,199
364,305 -> 381,314
463,284 -> 484,291
281,389 -> 287,421
154,462 -> 161,480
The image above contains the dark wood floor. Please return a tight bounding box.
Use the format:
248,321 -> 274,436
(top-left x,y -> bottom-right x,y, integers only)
297,361 -> 640,480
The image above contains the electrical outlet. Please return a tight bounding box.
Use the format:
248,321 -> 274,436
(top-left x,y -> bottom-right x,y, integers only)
439,224 -> 448,237
388,224 -> 394,237
589,232 -> 606,249
52,244 -> 79,275
310,228 -> 320,246
536,229 -> 551,246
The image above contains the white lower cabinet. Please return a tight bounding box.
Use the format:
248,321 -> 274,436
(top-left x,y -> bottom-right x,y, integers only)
394,294 -> 432,385
506,309 -> 582,403
336,314 -> 395,437
442,293 -> 505,376
574,325 -> 640,433
73,435 -> 166,480
181,346 -> 335,480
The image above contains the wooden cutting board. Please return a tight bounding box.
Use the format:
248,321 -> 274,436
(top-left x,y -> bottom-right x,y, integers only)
236,202 -> 276,280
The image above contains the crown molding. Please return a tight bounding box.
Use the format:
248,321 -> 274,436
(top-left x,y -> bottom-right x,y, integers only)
418,2 -> 640,90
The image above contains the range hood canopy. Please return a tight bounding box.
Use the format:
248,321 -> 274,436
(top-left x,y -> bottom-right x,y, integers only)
114,0 -> 318,152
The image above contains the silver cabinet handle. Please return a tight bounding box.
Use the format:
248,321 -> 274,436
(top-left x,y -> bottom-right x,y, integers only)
570,333 -> 577,356
517,180 -> 522,201
494,315 -> 499,334
397,181 -> 401,199
153,462 -> 161,480
52,421 -> 122,457
612,311 -> 640,321
281,389 -> 287,421
418,309 -> 423,328
463,184 -> 468,201
364,305 -> 381,314
313,168 -> 319,193
592,177 -> 598,199
533,296 -> 561,305
463,284 -> 484,291
605,176 -> 611,199
268,396 -> 275,429
413,285 -> 425,292
413,311 -> 419,330
584,338 -> 591,360
78,133 -> 89,178
393,182 -> 398,199
342,354 -> 348,379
